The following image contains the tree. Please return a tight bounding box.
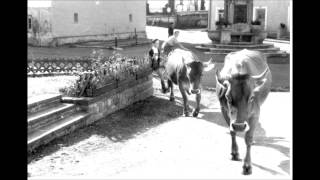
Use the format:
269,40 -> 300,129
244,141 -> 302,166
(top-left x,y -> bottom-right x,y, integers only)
194,0 -> 198,11
32,18 -> 40,37
200,0 -> 205,10
168,0 -> 175,14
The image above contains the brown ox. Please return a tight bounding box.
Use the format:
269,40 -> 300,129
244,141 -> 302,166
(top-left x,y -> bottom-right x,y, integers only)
215,49 -> 272,175
160,48 -> 215,117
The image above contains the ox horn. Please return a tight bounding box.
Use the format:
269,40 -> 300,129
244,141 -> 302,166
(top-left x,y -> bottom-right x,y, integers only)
223,80 -> 231,101
203,57 -> 215,72
251,67 -> 269,80
215,70 -> 226,98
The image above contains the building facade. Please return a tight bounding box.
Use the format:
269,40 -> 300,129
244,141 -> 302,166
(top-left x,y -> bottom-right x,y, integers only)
28,0 -> 146,46
208,0 -> 291,37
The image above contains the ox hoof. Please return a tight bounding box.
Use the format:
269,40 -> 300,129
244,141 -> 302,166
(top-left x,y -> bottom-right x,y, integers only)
169,96 -> 175,102
192,109 -> 199,117
231,153 -> 240,161
242,165 -> 252,175
184,111 -> 190,117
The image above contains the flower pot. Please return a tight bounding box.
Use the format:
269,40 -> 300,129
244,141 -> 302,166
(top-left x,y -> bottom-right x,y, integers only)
251,25 -> 262,34
207,30 -> 221,43
253,31 -> 267,44
220,29 -> 232,44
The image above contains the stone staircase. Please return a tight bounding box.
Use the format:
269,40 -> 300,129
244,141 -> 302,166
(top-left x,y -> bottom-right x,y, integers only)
28,94 -> 91,152
195,42 -> 289,63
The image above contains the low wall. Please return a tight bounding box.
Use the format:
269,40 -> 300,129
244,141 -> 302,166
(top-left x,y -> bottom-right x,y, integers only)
62,72 -> 153,125
51,31 -> 147,47
27,57 -> 92,76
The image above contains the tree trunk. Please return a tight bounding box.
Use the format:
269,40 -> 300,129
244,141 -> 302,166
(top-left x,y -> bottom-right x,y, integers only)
200,0 -> 205,10
194,0 -> 199,11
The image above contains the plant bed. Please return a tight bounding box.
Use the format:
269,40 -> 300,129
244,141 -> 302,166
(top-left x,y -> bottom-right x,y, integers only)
58,50 -> 152,98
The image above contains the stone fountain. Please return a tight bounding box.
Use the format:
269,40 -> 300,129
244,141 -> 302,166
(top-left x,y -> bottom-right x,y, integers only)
196,0 -> 289,63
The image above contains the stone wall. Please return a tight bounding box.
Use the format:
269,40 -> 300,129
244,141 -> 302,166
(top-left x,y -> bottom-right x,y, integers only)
52,31 -> 146,47
62,73 -> 153,125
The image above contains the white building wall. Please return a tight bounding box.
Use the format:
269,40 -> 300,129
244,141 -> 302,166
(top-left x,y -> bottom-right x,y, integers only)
51,0 -> 146,38
253,0 -> 290,33
208,0 -> 224,30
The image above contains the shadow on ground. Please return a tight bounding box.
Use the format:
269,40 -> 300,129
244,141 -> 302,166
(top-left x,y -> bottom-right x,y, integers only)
170,88 -> 290,175
28,96 -> 184,163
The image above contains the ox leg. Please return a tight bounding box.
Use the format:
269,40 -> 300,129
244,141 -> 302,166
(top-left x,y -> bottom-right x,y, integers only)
179,84 -> 189,116
168,80 -> 175,101
192,93 -> 201,117
231,131 -> 240,161
157,68 -> 169,94
243,118 -> 257,175
161,80 -> 169,94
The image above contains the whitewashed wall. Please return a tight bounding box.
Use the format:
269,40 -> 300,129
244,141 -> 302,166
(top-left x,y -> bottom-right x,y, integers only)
51,0 -> 146,37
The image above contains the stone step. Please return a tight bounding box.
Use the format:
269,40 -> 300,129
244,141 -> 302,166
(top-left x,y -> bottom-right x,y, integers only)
205,51 -> 289,57
28,94 -> 62,115
196,43 -> 274,50
28,103 -> 78,134
209,47 -> 280,53
228,42 -> 256,45
28,112 -> 91,152
205,51 -> 290,64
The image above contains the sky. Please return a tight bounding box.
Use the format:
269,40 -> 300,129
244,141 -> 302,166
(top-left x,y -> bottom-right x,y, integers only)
148,0 -> 168,12
28,0 -> 52,7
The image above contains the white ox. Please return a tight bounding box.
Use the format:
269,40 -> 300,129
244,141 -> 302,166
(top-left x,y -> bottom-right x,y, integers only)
215,49 -> 272,175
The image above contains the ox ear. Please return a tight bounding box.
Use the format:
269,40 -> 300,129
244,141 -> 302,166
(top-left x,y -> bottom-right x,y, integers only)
215,70 -> 226,98
186,65 -> 192,75
203,58 -> 215,72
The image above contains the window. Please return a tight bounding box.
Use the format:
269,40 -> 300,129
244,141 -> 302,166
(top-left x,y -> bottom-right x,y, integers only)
253,7 -> 267,30
218,9 -> 224,21
129,14 -> 132,22
28,15 -> 32,30
215,7 -> 224,21
74,13 -> 78,23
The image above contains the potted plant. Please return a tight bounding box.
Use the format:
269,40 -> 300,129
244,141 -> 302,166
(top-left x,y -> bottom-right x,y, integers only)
223,21 -> 232,29
215,20 -> 224,30
251,20 -> 262,33
208,29 -> 221,43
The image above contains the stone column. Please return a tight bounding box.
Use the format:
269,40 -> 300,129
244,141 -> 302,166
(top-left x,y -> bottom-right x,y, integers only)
228,0 -> 234,24
247,0 -> 253,23
224,0 -> 229,22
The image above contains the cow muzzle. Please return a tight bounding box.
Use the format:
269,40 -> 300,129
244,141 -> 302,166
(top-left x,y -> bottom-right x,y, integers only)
230,121 -> 250,132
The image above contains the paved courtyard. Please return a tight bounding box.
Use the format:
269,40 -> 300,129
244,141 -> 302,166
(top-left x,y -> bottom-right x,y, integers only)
28,78 -> 291,179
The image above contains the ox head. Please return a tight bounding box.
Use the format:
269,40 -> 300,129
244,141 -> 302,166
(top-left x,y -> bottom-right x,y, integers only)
185,58 -> 215,95
215,68 -> 269,132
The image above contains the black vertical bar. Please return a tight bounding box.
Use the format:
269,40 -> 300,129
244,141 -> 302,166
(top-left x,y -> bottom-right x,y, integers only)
135,28 -> 137,45
115,37 -> 118,47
